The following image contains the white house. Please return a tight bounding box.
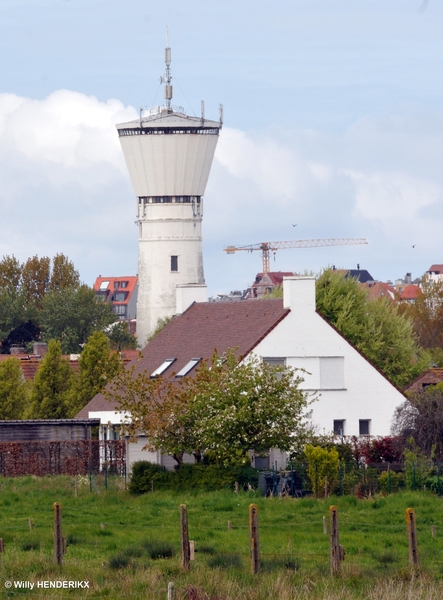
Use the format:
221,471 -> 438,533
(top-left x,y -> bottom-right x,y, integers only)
77,277 -> 405,471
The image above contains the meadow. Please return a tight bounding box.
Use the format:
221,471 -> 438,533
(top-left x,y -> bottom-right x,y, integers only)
0,476 -> 443,598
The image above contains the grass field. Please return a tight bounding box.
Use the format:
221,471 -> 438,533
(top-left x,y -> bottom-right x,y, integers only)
1,476 -> 443,598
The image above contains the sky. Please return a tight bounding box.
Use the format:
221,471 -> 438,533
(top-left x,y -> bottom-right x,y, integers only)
0,0 -> 442,296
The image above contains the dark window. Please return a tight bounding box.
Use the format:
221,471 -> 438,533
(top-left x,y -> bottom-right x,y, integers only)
359,420 -> 371,436
114,292 -> 128,302
171,256 -> 178,272
333,420 -> 345,436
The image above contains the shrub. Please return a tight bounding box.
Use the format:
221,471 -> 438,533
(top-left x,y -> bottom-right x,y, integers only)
129,461 -> 258,494
379,470 -> 405,494
304,445 -> 339,496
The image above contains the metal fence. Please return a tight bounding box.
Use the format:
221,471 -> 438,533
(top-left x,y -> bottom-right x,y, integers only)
0,440 -> 126,477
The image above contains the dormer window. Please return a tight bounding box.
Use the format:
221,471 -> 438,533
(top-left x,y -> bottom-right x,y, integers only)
99,281 -> 109,290
150,358 -> 176,378
176,358 -> 200,378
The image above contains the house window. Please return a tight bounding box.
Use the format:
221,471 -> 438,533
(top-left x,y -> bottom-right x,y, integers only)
151,358 -> 176,378
114,292 -> 128,302
176,358 -> 200,378
99,281 -> 109,290
359,420 -> 371,436
333,420 -> 345,436
121,281 -> 128,289
114,305 -> 126,316
114,281 -> 120,289
320,357 -> 345,389
171,256 -> 178,272
263,358 -> 285,367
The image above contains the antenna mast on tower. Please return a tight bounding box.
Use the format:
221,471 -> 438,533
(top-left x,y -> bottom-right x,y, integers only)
162,28 -> 173,111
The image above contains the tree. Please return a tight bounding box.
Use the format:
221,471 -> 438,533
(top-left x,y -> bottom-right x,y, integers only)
106,321 -> 137,350
110,350 -> 311,466
48,254 -> 80,292
392,384 -> 443,460
398,276 -> 443,355
27,340 -> 73,419
39,285 -> 117,354
188,352 -> 310,465
21,255 -> 51,307
0,253 -> 81,351
0,358 -> 28,419
67,331 -> 121,417
316,269 -> 429,387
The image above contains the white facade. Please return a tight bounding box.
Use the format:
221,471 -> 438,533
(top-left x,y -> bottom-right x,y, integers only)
253,277 -> 405,438
117,106 -> 221,346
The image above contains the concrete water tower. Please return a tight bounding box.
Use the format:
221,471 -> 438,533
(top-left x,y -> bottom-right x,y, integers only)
116,44 -> 222,346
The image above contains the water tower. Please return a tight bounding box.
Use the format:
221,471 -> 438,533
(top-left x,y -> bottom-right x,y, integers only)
116,44 -> 222,346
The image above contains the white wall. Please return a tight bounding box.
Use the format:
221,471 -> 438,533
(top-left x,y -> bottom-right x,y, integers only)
254,276 -> 405,438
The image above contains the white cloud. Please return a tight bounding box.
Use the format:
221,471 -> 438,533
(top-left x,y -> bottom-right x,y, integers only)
0,89 -> 442,293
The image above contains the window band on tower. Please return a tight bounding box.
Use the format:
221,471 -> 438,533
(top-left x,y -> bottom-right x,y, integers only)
138,196 -> 201,205
118,127 -> 220,136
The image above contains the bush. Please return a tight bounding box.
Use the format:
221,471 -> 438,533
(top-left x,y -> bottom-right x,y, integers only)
378,470 -> 405,494
304,445 -> 339,496
129,461 -> 258,494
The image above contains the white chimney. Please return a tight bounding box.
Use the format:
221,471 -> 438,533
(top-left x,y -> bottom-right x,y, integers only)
283,277 -> 316,315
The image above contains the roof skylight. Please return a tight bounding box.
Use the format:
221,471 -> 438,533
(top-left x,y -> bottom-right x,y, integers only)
150,358 -> 176,378
175,358 -> 200,378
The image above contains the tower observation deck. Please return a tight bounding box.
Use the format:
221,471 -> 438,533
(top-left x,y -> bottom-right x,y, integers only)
116,44 -> 222,346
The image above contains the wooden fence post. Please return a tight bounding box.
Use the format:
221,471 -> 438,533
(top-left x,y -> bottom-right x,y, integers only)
432,525 -> 437,538
28,518 -> 34,532
0,539 -> 4,567
180,504 -> 190,571
167,581 -> 175,600
406,508 -> 419,566
249,503 -> 260,574
53,502 -> 64,565
228,520 -> 232,530
323,516 -> 327,535
329,505 -> 342,576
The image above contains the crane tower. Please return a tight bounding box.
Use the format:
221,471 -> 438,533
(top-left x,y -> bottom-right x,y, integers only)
116,44 -> 222,345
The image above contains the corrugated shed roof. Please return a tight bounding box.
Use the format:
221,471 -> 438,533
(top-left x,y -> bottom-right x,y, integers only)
76,299 -> 290,419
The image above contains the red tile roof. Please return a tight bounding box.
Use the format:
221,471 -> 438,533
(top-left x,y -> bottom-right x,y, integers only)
428,265 -> 443,274
361,281 -> 396,302
0,355 -> 41,380
399,284 -> 422,301
76,299 -> 290,419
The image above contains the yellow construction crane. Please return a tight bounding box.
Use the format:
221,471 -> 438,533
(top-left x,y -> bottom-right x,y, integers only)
224,238 -> 368,273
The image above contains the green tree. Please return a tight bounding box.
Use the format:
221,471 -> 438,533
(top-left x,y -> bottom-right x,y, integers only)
39,285 -> 117,354
27,340 -> 73,419
67,331 -> 121,417
0,358 -> 28,419
0,255 -> 22,292
316,269 -> 428,387
0,253 -> 81,351
107,321 -> 137,350
49,253 -> 80,292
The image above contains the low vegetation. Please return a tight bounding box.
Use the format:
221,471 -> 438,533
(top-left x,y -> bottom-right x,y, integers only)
1,476 -> 443,598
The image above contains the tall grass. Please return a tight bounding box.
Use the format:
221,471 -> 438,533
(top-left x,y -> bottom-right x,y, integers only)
0,477 -> 442,598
